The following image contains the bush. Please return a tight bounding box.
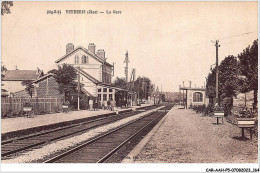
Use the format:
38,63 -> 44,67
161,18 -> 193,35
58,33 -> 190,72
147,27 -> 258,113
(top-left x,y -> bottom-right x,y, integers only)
203,104 -> 214,116
34,108 -> 46,115
53,106 -> 61,113
23,102 -> 32,107
219,97 -> 232,116
7,110 -> 17,117
192,104 -> 206,113
1,110 -> 8,118
79,96 -> 89,110
18,110 -> 26,117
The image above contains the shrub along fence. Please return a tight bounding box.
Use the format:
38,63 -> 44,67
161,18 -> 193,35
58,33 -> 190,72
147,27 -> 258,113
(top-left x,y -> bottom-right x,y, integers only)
1,97 -> 64,117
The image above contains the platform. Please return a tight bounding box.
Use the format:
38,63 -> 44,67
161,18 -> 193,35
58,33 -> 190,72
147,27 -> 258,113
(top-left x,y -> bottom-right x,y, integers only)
1,104 -> 153,138
123,105 -> 258,163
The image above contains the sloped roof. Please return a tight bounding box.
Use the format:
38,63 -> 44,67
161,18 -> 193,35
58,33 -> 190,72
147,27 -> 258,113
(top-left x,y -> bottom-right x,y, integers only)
3,70 -> 43,81
98,83 -> 134,93
78,68 -> 100,84
81,88 -> 94,97
33,73 -> 54,83
55,46 -> 113,67
179,87 -> 205,91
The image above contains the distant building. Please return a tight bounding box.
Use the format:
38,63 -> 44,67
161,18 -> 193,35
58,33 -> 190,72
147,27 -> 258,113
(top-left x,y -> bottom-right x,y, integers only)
179,86 -> 207,108
2,68 -> 43,96
32,73 -> 63,98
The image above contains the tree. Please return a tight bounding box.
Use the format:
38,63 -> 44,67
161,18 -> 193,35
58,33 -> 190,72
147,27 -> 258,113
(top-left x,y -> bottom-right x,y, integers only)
112,77 -> 127,89
1,1 -> 13,15
50,64 -> 78,94
206,55 -> 239,109
218,55 -> 239,115
238,39 -> 258,109
1,62 -> 7,86
134,76 -> 154,100
206,67 -> 216,105
218,55 -> 239,99
21,80 -> 34,98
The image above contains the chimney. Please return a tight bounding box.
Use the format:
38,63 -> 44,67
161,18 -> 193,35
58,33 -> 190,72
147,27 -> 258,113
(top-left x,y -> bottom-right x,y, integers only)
97,49 -> 105,60
88,43 -> 96,54
66,43 -> 74,54
189,81 -> 191,88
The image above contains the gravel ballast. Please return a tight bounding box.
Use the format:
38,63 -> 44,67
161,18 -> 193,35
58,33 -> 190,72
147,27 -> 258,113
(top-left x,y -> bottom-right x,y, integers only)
2,107 -> 163,163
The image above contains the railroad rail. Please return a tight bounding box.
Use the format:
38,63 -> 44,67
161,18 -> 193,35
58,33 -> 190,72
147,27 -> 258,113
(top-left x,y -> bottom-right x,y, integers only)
44,110 -> 167,163
159,103 -> 175,111
1,105 -> 159,160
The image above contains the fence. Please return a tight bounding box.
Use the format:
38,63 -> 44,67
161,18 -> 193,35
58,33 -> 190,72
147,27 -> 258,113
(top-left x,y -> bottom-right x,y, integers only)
1,97 -> 64,116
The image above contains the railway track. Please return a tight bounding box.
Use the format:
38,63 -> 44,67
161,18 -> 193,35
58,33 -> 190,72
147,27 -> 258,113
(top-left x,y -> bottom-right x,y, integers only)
159,103 -> 175,111
1,105 -> 159,160
44,110 -> 167,163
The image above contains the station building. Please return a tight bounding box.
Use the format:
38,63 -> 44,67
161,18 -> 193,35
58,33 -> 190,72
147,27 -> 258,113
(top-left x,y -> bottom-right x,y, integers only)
179,86 -> 207,108
55,43 -> 133,106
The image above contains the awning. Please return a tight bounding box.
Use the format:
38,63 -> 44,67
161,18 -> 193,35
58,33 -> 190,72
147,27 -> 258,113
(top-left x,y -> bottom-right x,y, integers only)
81,88 -> 94,97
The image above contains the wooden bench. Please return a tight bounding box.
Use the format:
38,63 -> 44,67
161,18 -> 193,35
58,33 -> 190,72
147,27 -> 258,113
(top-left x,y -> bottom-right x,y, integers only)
237,118 -> 255,140
214,112 -> 224,124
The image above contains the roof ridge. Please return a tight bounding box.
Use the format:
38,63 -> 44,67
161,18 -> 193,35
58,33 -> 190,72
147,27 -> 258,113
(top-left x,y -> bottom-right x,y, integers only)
55,46 -> 113,67
33,73 -> 54,83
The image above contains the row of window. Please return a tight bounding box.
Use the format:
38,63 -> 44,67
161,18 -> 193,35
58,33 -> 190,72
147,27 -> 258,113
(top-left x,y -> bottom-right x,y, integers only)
98,94 -> 113,101
98,88 -> 113,92
75,55 -> 88,64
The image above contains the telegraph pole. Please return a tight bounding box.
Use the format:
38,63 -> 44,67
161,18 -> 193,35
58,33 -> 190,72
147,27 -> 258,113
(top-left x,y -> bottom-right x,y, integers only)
124,51 -> 129,83
124,51 -> 130,105
213,40 -> 220,105
77,67 -> 80,110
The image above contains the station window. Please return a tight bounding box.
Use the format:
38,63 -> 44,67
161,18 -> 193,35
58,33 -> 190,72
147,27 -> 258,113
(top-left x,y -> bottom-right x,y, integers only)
193,92 -> 203,102
109,94 -> 113,100
109,89 -> 113,92
98,88 -> 101,92
103,88 -> 107,92
75,55 -> 79,64
82,55 -> 88,64
103,94 -> 107,101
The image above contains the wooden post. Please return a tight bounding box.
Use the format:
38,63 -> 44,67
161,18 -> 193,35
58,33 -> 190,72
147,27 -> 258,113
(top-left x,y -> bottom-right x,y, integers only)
250,128 -> 253,141
44,97 -> 46,111
18,97 -> 22,112
242,128 -> 245,138
186,89 -> 188,109
9,96 -> 12,112
50,98 -> 52,113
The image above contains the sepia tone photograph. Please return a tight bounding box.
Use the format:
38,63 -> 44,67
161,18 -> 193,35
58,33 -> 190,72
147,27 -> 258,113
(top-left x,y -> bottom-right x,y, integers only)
1,0 -> 259,172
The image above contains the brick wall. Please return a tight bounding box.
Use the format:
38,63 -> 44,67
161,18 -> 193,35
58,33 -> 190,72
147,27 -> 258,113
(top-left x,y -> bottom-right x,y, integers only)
35,76 -> 63,98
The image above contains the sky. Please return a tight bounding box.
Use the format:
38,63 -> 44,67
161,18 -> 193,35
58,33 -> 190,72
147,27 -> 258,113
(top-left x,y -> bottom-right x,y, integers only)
1,1 -> 258,92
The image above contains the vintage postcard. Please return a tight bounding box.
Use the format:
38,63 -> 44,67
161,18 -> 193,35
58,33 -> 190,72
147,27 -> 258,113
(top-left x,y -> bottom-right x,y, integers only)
1,1 -> 258,172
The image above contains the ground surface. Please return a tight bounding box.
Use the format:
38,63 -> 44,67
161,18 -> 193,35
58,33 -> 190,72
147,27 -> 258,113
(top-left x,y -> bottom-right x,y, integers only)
134,106 -> 258,163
